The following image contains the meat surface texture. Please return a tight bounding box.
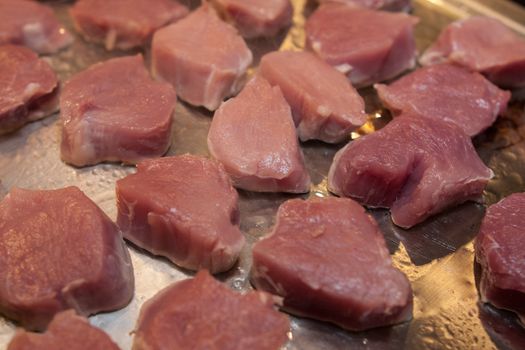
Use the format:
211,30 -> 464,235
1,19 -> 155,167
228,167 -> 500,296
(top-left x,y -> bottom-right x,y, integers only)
0,0 -> 72,54
133,270 -> 289,350
420,16 -> 525,88
70,0 -> 188,51
259,51 -> 366,143
317,0 -> 411,11
251,197 -> 413,331
475,193 -> 525,325
209,0 -> 293,39
116,155 -> 245,274
0,187 -> 134,331
208,76 -> 311,193
0,45 -> 59,135
328,114 -> 493,228
375,63 -> 510,137
305,3 -> 418,86
7,310 -> 120,350
60,55 -> 176,167
152,5 -> 253,111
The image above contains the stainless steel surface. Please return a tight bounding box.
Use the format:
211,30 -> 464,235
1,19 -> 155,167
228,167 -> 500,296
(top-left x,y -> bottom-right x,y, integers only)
1,0 -> 525,349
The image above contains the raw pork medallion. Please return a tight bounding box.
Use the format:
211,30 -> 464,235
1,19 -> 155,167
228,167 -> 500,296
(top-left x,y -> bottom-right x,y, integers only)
259,51 -> 366,143
420,16 -> 525,88
209,0 -> 293,38
152,5 -> 252,111
252,197 -> 413,331
305,2 -> 418,86
0,0 -> 72,54
207,76 -> 311,193
70,0 -> 188,51
0,187 -> 134,331
7,310 -> 120,350
317,0 -> 411,11
328,114 -> 493,228
375,63 -> 510,136
116,155 -> 245,274
0,45 -> 59,135
475,193 -> 525,324
132,270 -> 289,350
60,55 -> 176,167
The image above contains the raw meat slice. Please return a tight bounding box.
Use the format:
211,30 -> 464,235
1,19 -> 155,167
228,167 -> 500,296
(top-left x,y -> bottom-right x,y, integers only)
70,0 -> 188,51
7,310 -> 120,350
132,270 -> 289,350
475,192 -> 525,325
251,197 -> 413,331
60,55 -> 176,167
209,0 -> 293,39
0,0 -> 72,54
317,0 -> 411,11
116,155 -> 245,274
328,114 -> 493,228
152,5 -> 253,111
207,76 -> 311,193
0,45 -> 59,135
375,63 -> 511,137
259,51 -> 366,143
305,3 -> 418,86
0,187 -> 134,331
420,16 -> 525,88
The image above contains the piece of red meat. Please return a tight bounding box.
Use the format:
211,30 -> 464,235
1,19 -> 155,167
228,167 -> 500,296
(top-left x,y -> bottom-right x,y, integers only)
0,45 -> 59,135
375,63 -> 510,137
133,270 -> 290,350
116,155 -> 245,274
475,192 -> 525,325
328,114 -> 493,228
420,16 -> 525,88
0,0 -> 72,54
60,55 -> 176,167
209,0 -> 293,39
259,51 -> 366,143
317,0 -> 411,11
251,197 -> 413,331
207,76 -> 311,193
70,0 -> 188,51
152,5 -> 253,111
305,3 -> 418,86
0,187 -> 134,331
7,310 -> 120,350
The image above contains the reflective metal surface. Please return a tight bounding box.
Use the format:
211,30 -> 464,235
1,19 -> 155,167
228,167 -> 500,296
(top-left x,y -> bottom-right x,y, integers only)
0,0 -> 525,349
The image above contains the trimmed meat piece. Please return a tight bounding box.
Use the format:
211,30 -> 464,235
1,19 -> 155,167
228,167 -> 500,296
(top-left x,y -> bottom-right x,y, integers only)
0,0 -> 72,54
207,76 -> 311,193
60,55 -> 176,167
0,45 -> 59,135
317,0 -> 411,11
475,193 -> 525,325
328,114 -> 493,228
152,5 -> 253,111
420,16 -> 525,88
70,0 -> 188,51
133,270 -> 289,350
305,3 -> 418,86
259,51 -> 366,143
7,310 -> 120,350
251,197 -> 413,331
375,63 -> 510,136
116,155 -> 245,274
209,0 -> 293,39
0,187 -> 134,331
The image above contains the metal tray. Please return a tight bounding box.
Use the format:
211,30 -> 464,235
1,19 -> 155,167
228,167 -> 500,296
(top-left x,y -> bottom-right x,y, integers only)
1,0 -> 525,349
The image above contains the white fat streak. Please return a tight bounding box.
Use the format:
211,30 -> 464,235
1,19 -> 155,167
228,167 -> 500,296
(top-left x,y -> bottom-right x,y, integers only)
335,63 -> 352,74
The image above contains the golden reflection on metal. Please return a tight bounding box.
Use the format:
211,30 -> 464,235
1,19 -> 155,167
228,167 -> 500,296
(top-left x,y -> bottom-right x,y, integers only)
280,0 -> 306,51
308,178 -> 329,198
350,115 -> 377,140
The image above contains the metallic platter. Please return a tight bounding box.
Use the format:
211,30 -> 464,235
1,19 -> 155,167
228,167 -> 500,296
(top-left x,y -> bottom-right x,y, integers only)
1,0 -> 525,349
